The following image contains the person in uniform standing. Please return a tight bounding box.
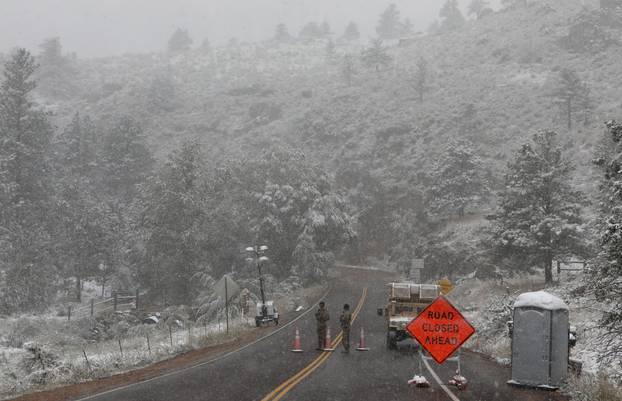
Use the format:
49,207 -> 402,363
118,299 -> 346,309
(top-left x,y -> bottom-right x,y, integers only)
339,304 -> 352,353
315,301 -> 330,350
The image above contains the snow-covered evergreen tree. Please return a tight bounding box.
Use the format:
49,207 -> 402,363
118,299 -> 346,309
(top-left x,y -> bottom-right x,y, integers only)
411,57 -> 431,102
274,23 -> 292,43
342,21 -> 360,41
101,115 -> 154,201
468,0 -> 490,19
0,49 -> 56,312
591,120 -> 622,368
376,4 -> 402,39
440,0 -> 466,31
298,22 -> 323,40
168,28 -> 193,53
426,140 -> 489,219
142,140 -> 206,305
54,113 -> 110,302
342,54 -> 356,86
548,68 -> 592,130
489,130 -> 587,285
361,39 -> 393,73
376,4 -> 413,39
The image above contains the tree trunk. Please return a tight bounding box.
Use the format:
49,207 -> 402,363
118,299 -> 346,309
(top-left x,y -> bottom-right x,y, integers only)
76,275 -> 82,302
544,251 -> 553,286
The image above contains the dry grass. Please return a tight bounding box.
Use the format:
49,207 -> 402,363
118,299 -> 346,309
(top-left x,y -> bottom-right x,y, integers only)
565,372 -> 622,401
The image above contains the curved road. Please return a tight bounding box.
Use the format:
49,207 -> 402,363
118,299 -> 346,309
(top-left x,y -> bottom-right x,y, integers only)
53,267 -> 567,401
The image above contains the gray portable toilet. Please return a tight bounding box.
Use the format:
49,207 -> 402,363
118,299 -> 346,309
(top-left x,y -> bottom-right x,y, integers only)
508,291 -> 569,389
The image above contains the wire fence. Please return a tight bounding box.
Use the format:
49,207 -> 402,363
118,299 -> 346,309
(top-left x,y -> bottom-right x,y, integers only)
60,316 -> 250,381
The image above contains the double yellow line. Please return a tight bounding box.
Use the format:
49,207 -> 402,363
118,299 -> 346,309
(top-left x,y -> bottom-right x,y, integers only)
261,287 -> 368,401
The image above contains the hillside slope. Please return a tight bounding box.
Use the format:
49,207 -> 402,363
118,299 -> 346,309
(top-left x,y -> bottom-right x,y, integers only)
37,0 -> 619,188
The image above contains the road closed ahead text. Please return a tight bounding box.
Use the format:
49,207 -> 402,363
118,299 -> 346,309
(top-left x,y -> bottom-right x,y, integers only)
406,296 -> 475,364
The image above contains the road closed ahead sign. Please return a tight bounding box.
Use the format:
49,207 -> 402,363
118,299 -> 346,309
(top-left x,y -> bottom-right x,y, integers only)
406,295 -> 475,364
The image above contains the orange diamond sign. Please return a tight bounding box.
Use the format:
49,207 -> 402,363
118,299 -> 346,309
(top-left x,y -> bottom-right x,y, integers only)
406,295 -> 475,364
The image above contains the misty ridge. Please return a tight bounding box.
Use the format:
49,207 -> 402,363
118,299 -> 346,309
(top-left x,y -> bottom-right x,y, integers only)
0,0 -> 621,399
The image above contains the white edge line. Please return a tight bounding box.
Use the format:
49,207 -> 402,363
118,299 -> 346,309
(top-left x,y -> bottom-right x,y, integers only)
75,288 -> 331,401
420,350 -> 461,401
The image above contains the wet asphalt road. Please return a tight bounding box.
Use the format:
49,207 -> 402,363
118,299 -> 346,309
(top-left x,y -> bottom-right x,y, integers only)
75,267 -> 567,401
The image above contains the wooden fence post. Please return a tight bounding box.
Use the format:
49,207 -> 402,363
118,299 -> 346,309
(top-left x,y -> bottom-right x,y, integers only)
113,292 -> 118,311
82,349 -> 92,373
146,333 -> 151,356
67,306 -> 71,322
118,339 -> 123,356
90,299 -> 94,317
169,326 -> 173,348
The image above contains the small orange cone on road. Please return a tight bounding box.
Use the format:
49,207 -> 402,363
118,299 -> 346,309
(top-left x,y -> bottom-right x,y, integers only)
356,327 -> 370,351
323,327 -> 335,351
291,327 -> 303,353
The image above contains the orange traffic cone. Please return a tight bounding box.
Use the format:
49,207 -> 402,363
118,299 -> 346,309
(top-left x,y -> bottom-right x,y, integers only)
356,327 -> 370,351
291,327 -> 303,353
323,327 -> 335,351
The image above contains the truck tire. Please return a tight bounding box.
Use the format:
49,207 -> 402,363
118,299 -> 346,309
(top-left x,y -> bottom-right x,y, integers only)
255,318 -> 261,327
387,331 -> 397,350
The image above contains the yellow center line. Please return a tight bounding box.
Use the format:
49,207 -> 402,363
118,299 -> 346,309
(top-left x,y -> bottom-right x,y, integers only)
261,287 -> 368,401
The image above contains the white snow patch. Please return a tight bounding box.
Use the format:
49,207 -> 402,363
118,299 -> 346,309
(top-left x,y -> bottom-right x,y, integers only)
513,290 -> 568,310
408,375 -> 430,386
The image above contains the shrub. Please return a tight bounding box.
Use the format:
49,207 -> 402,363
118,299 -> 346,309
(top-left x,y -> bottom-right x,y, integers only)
4,320 -> 41,348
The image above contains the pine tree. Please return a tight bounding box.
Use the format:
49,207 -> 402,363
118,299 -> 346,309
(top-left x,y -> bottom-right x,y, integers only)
440,0 -> 466,30
401,19 -> 414,36
148,74 -> 176,112
342,54 -> 356,86
237,150 -> 354,282
591,120 -> 622,366
168,28 -> 193,53
376,4 -> 402,39
274,23 -> 291,43
549,68 -> 591,131
142,141 -> 206,304
489,131 -> 586,285
54,113 -> 107,301
426,140 -> 489,219
0,48 -> 53,218
39,37 -> 64,67
468,0 -> 490,19
361,39 -> 393,73
101,116 -> 154,200
36,37 -> 76,99
342,22 -> 360,41
411,57 -> 431,102
299,22 -> 323,40
0,49 -> 56,312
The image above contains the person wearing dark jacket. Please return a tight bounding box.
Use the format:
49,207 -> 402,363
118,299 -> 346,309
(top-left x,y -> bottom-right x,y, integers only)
315,301 -> 330,350
339,303 -> 352,353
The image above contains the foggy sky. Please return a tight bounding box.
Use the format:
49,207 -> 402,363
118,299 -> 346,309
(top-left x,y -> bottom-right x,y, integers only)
1,0 -> 499,57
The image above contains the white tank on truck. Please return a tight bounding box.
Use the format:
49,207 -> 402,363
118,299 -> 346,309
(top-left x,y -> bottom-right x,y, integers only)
378,282 -> 440,349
